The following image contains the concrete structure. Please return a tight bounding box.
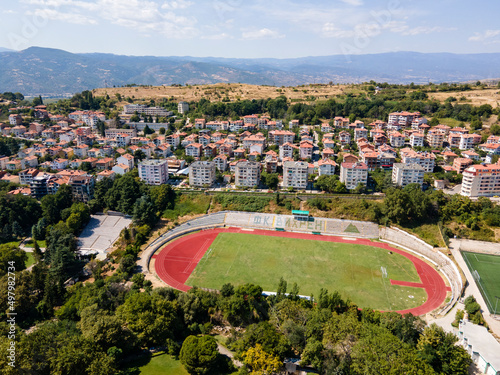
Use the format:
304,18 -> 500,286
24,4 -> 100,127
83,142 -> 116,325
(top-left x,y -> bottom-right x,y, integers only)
461,163 -> 500,197
392,163 -> 425,187
283,161 -> 308,189
317,158 -> 337,176
123,104 -> 172,117
235,161 -> 261,188
189,161 -> 216,187
458,320 -> 500,375
400,148 -> 436,172
340,162 -> 368,190
138,159 -> 169,185
178,101 -> 189,114
426,129 -> 446,148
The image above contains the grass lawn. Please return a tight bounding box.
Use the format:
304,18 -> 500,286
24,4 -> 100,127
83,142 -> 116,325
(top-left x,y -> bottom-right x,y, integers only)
462,251 -> 500,314
125,352 -> 189,375
25,252 -> 35,268
187,233 -> 427,311
24,239 -> 47,248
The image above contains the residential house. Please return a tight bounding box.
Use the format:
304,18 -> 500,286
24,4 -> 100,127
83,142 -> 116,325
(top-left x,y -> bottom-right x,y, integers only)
235,161 -> 261,188
340,162 -> 368,190
392,163 -> 425,187
138,159 -> 169,185
283,160 -> 309,189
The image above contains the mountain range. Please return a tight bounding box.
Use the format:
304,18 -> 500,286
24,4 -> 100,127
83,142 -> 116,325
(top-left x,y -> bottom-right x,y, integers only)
1,46 -> 500,96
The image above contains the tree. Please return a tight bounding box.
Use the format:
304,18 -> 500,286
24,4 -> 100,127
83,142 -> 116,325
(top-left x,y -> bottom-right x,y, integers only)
179,335 -> 219,375
417,323 -> 471,375
242,344 -> 282,375
159,127 -> 166,135
133,195 -> 158,227
143,124 -> 154,135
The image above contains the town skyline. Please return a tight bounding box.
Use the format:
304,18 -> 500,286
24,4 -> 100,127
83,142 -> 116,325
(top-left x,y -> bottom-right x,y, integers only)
1,0 -> 500,58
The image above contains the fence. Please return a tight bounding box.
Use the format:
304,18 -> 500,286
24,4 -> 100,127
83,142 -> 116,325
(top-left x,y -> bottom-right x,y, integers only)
380,227 -> 463,315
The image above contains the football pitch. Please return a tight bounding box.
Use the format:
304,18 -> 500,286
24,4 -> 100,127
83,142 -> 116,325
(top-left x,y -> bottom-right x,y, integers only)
186,232 -> 427,311
462,251 -> 500,314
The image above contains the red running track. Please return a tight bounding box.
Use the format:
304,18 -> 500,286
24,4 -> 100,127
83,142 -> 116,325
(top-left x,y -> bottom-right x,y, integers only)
154,227 -> 448,315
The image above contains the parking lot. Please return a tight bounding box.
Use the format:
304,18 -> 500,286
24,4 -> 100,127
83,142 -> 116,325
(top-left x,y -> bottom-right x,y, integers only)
78,214 -> 132,259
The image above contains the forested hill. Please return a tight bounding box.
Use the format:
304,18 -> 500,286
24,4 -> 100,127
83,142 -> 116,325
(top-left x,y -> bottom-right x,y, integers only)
2,47 -> 500,95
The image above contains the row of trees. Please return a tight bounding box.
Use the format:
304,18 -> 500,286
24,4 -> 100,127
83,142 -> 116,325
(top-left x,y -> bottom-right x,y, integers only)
0,274 -> 472,374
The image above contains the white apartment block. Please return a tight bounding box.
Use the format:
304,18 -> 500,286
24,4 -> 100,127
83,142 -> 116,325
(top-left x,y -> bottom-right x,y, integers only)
177,102 -> 189,114
426,129 -> 445,148
389,131 -> 405,148
461,163 -> 500,197
400,149 -> 436,172
138,159 -> 169,185
235,161 -> 261,188
279,143 -> 296,160
340,162 -> 368,190
269,130 -> 295,146
459,134 -> 481,150
123,104 -> 172,117
392,163 -> 425,187
189,161 -> 216,187
185,143 -> 203,158
410,132 -> 425,147
317,159 -> 336,176
283,161 -> 308,189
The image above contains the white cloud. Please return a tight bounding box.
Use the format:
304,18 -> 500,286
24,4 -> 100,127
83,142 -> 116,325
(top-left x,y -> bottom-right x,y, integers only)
20,0 -> 199,39
28,8 -> 97,24
201,33 -> 232,40
340,0 -> 363,6
399,26 -> 457,36
469,30 -> 500,43
241,28 -> 284,40
161,0 -> 193,10
322,23 -> 355,38
2,9 -> 17,14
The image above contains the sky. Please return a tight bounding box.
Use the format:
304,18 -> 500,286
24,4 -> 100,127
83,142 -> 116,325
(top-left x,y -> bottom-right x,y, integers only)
1,0 -> 500,58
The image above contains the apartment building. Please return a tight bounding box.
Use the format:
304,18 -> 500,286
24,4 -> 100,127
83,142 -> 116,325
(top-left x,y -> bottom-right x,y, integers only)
410,132 -> 425,147
388,111 -> 421,127
269,130 -> 295,146
459,134 -> 481,150
317,158 -> 337,176
299,141 -> 314,160
453,158 -> 474,174
177,101 -> 189,114
400,148 -> 436,172
235,161 -> 261,188
340,162 -> 368,190
189,161 -> 216,187
279,142 -> 297,160
392,163 -> 425,187
389,131 -> 405,148
283,161 -> 308,189
138,159 -> 169,185
426,129 -> 445,148
461,163 -> 500,197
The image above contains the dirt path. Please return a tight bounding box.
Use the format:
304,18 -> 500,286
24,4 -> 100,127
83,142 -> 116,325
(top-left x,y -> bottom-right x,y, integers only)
217,343 -> 243,368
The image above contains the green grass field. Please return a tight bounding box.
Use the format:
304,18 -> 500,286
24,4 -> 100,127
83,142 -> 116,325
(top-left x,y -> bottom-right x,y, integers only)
462,251 -> 500,314
25,252 -> 35,268
187,233 -> 427,311
125,353 -> 189,375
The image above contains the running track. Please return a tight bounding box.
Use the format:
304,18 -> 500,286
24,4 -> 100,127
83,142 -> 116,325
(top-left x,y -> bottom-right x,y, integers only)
153,227 -> 449,315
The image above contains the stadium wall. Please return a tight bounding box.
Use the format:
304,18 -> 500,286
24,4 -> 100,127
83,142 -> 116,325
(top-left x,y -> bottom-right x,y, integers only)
143,212 -> 462,315
380,227 -> 463,315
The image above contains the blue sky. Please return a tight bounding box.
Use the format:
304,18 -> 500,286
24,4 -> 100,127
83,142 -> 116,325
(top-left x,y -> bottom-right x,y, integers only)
1,0 -> 500,58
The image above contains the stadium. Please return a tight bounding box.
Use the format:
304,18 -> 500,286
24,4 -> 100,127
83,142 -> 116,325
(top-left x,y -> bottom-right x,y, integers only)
145,211 -> 463,316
